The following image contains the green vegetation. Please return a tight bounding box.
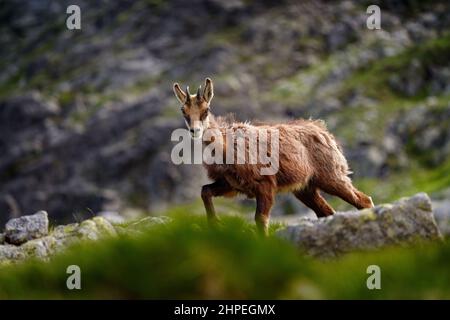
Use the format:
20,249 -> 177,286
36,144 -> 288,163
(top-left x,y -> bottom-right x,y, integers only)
0,216 -> 299,299
342,32 -> 450,101
0,215 -> 449,299
354,158 -> 450,204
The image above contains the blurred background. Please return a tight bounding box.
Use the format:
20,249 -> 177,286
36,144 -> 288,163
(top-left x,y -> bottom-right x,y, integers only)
0,0 -> 449,225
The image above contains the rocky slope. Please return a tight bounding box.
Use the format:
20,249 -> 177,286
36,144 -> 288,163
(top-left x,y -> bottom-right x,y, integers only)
0,0 -> 449,223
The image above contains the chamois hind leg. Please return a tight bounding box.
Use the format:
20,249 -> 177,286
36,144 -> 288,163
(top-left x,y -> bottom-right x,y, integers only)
293,186 -> 335,218
318,176 -> 374,210
201,179 -> 235,225
254,184 -> 275,236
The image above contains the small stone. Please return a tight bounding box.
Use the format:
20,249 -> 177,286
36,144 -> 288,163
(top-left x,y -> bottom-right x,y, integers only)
4,211 -> 49,245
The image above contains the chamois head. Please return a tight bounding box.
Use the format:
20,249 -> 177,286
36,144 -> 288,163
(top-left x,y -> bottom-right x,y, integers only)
173,78 -> 214,139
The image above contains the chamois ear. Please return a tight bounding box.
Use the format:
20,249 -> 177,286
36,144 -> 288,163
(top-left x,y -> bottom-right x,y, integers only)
173,83 -> 186,104
203,78 -> 214,103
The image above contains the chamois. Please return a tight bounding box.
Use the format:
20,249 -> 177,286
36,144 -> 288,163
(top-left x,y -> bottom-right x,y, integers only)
173,78 -> 374,235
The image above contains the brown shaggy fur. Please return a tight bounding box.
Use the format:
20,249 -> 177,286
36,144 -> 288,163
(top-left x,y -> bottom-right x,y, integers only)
173,78 -> 374,235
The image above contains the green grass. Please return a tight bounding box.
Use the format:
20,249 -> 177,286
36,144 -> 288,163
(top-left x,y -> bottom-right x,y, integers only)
353,157 -> 450,205
309,241 -> 450,299
0,215 -> 449,299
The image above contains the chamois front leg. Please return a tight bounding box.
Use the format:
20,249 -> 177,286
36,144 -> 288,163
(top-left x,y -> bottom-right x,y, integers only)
255,189 -> 275,236
201,179 -> 234,226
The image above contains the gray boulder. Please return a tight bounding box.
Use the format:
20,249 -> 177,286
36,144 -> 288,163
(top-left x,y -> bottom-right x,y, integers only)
4,211 -> 49,245
277,193 -> 442,258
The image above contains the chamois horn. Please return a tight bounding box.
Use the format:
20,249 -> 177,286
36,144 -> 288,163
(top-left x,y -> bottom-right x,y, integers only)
185,86 -> 191,103
196,85 -> 202,100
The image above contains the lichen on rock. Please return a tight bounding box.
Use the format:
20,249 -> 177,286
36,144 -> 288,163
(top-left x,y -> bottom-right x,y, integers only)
92,217 -> 117,237
21,236 -> 58,260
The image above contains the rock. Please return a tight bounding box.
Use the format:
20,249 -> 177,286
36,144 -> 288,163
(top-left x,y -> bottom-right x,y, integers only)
276,193 -> 442,258
50,217 -> 116,244
0,92 -> 59,128
21,236 -> 58,260
388,59 -> 424,97
146,151 -> 209,212
47,223 -> 82,251
346,142 -> 388,178
49,219 -> 114,250
0,233 -> 4,244
432,200 -> 450,236
0,244 -> 26,263
4,211 -> 49,245
326,22 -> 357,51
389,102 -> 450,167
0,92 -> 171,225
92,217 -> 117,237
51,223 -> 79,240
76,218 -> 116,241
